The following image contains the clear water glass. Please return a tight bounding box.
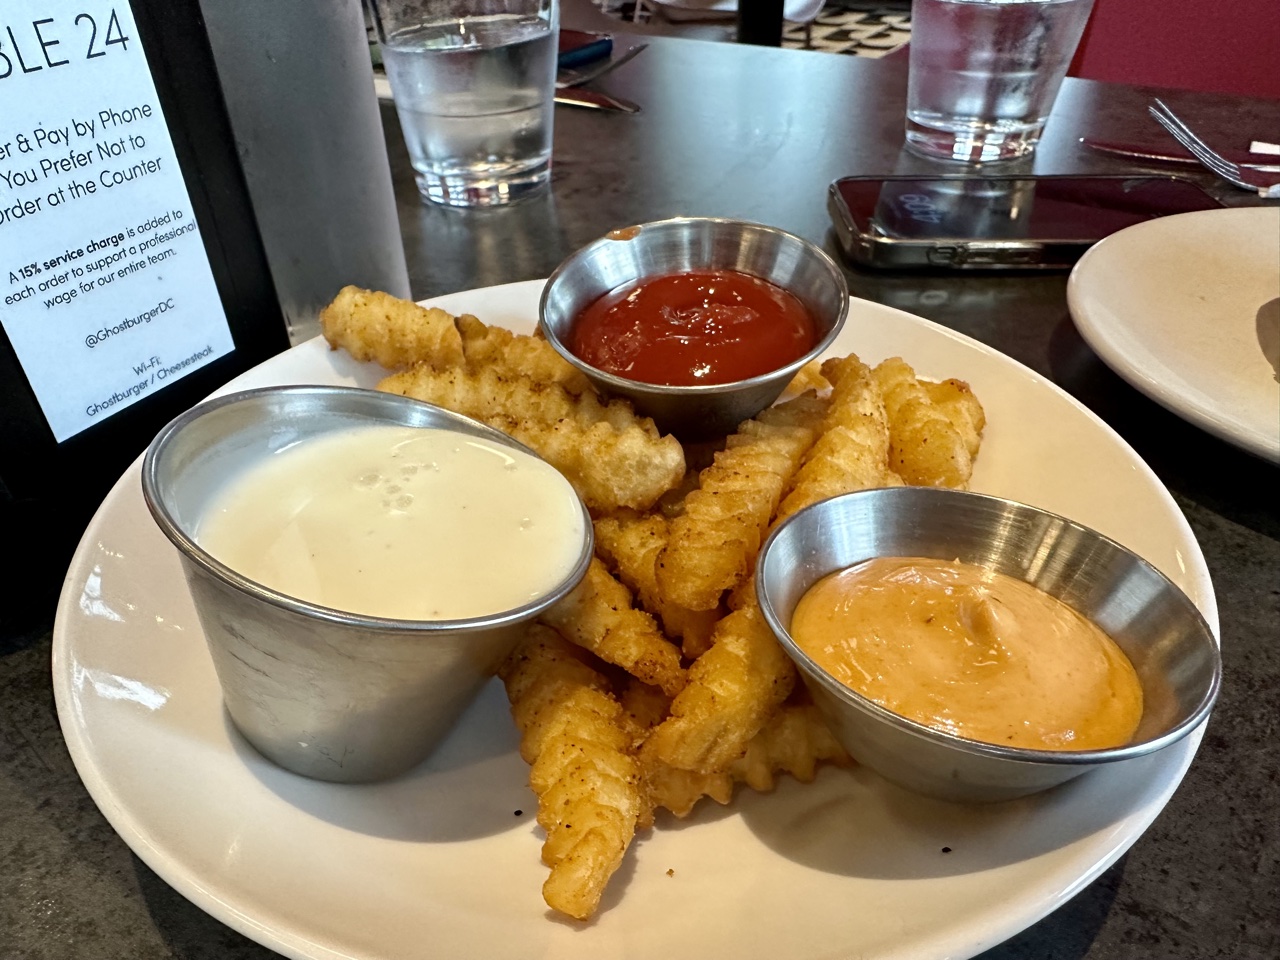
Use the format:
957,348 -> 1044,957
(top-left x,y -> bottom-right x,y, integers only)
905,0 -> 1095,163
368,0 -> 559,206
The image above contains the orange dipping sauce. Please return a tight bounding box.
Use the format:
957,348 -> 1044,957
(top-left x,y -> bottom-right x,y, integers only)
790,557 -> 1144,751
568,270 -> 818,386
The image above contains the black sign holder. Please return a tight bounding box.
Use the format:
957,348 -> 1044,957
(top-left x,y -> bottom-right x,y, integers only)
0,1 -> 290,634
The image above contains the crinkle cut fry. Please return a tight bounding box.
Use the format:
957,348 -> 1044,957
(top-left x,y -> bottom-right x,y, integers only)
645,702 -> 850,817
539,558 -> 687,698
872,356 -> 975,489
641,598 -> 796,775
616,676 -> 672,749
378,364 -> 685,512
379,362 -> 660,437
776,354 -> 896,521
499,625 -> 643,921
319,285 -> 464,371
454,313 -> 593,394
616,677 -> 733,820
921,376 -> 986,458
630,685 -> 847,817
593,511 -> 720,660
655,392 -> 828,612
517,417 -> 686,514
729,703 -> 851,793
777,359 -> 831,402
644,758 -> 735,819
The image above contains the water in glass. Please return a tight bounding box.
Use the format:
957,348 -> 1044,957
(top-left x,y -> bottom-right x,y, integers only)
383,14 -> 556,206
905,0 -> 1095,163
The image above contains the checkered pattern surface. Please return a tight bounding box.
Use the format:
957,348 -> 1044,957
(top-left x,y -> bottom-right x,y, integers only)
607,0 -> 911,56
783,1 -> 911,56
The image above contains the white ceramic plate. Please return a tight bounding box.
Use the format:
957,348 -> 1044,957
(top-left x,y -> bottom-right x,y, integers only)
53,281 -> 1217,960
1067,206 -> 1280,464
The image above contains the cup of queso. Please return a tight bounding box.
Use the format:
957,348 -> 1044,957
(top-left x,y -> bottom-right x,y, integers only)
755,486 -> 1221,803
141,386 -> 593,783
539,217 -> 849,439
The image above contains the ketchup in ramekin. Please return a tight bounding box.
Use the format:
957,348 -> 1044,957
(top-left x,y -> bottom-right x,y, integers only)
568,269 -> 817,386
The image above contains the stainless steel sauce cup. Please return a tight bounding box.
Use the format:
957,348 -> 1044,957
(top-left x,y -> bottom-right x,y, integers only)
142,386 -> 593,783
539,217 -> 849,439
756,486 -> 1221,803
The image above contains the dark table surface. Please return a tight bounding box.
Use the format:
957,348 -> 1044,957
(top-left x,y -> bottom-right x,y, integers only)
3,29 -> 1278,960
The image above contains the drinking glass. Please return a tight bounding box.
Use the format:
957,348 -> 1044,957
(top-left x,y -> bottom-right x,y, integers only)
905,0 -> 1095,163
367,0 -> 559,207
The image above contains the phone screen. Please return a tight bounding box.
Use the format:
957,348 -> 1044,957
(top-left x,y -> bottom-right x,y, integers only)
835,176 -> 1224,243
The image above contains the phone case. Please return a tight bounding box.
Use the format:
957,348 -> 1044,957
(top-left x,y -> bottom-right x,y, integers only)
827,184 -> 1088,270
827,175 -> 1222,271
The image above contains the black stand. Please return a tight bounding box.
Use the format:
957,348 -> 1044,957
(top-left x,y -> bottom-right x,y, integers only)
737,0 -> 784,45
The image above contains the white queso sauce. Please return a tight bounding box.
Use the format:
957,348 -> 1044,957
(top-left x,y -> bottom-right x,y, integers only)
198,424 -> 585,620
790,557 -> 1144,751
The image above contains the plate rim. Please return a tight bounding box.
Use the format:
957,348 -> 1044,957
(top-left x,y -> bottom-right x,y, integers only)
1066,205 -> 1280,464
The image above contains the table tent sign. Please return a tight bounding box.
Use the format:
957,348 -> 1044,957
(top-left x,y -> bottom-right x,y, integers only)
0,2 -> 234,442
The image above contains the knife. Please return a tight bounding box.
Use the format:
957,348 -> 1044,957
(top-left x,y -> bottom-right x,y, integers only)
556,43 -> 648,90
555,87 -> 640,114
374,73 -> 639,114
1080,138 -> 1280,172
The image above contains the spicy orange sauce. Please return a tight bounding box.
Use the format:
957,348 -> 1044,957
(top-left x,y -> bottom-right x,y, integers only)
568,270 -> 818,386
790,557 -> 1144,751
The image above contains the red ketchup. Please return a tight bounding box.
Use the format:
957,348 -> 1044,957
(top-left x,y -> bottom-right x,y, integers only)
568,270 -> 818,386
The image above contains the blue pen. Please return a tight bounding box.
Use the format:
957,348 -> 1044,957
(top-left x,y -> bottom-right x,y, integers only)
558,30 -> 613,69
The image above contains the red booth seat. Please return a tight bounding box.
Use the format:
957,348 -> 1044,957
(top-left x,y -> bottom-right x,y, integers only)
1067,0 -> 1280,100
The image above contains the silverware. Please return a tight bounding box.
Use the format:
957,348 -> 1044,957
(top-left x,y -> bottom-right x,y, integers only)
555,42 -> 648,90
1079,138 -> 1280,173
1147,99 -> 1280,199
555,86 -> 641,113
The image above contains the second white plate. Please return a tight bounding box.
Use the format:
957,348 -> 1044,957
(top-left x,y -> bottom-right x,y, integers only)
1067,206 -> 1280,463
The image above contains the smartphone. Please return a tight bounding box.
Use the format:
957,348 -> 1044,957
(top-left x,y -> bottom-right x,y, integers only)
828,174 -> 1224,270
558,29 -> 613,69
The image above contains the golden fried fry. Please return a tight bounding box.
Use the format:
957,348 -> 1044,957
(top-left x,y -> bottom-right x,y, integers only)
378,362 -> 651,436
873,357 -> 975,489
644,759 -> 734,818
921,376 -> 986,458
594,511 -> 720,659
641,600 -> 796,774
776,354 -> 895,520
777,359 -> 831,401
728,703 -> 851,792
505,659 -> 613,764
611,679 -> 677,827
652,463 -> 706,520
319,285 -> 464,370
528,419 -> 688,513
723,574 -> 757,614
638,695 -> 848,817
655,393 -> 828,612
615,678 -> 733,819
616,677 -> 672,748
455,313 -> 592,394
499,625 -> 643,921
539,559 -> 687,698
378,364 -> 685,511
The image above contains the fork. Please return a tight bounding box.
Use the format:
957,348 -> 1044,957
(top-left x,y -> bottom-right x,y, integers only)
1148,98 -> 1280,199
556,43 -> 648,90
